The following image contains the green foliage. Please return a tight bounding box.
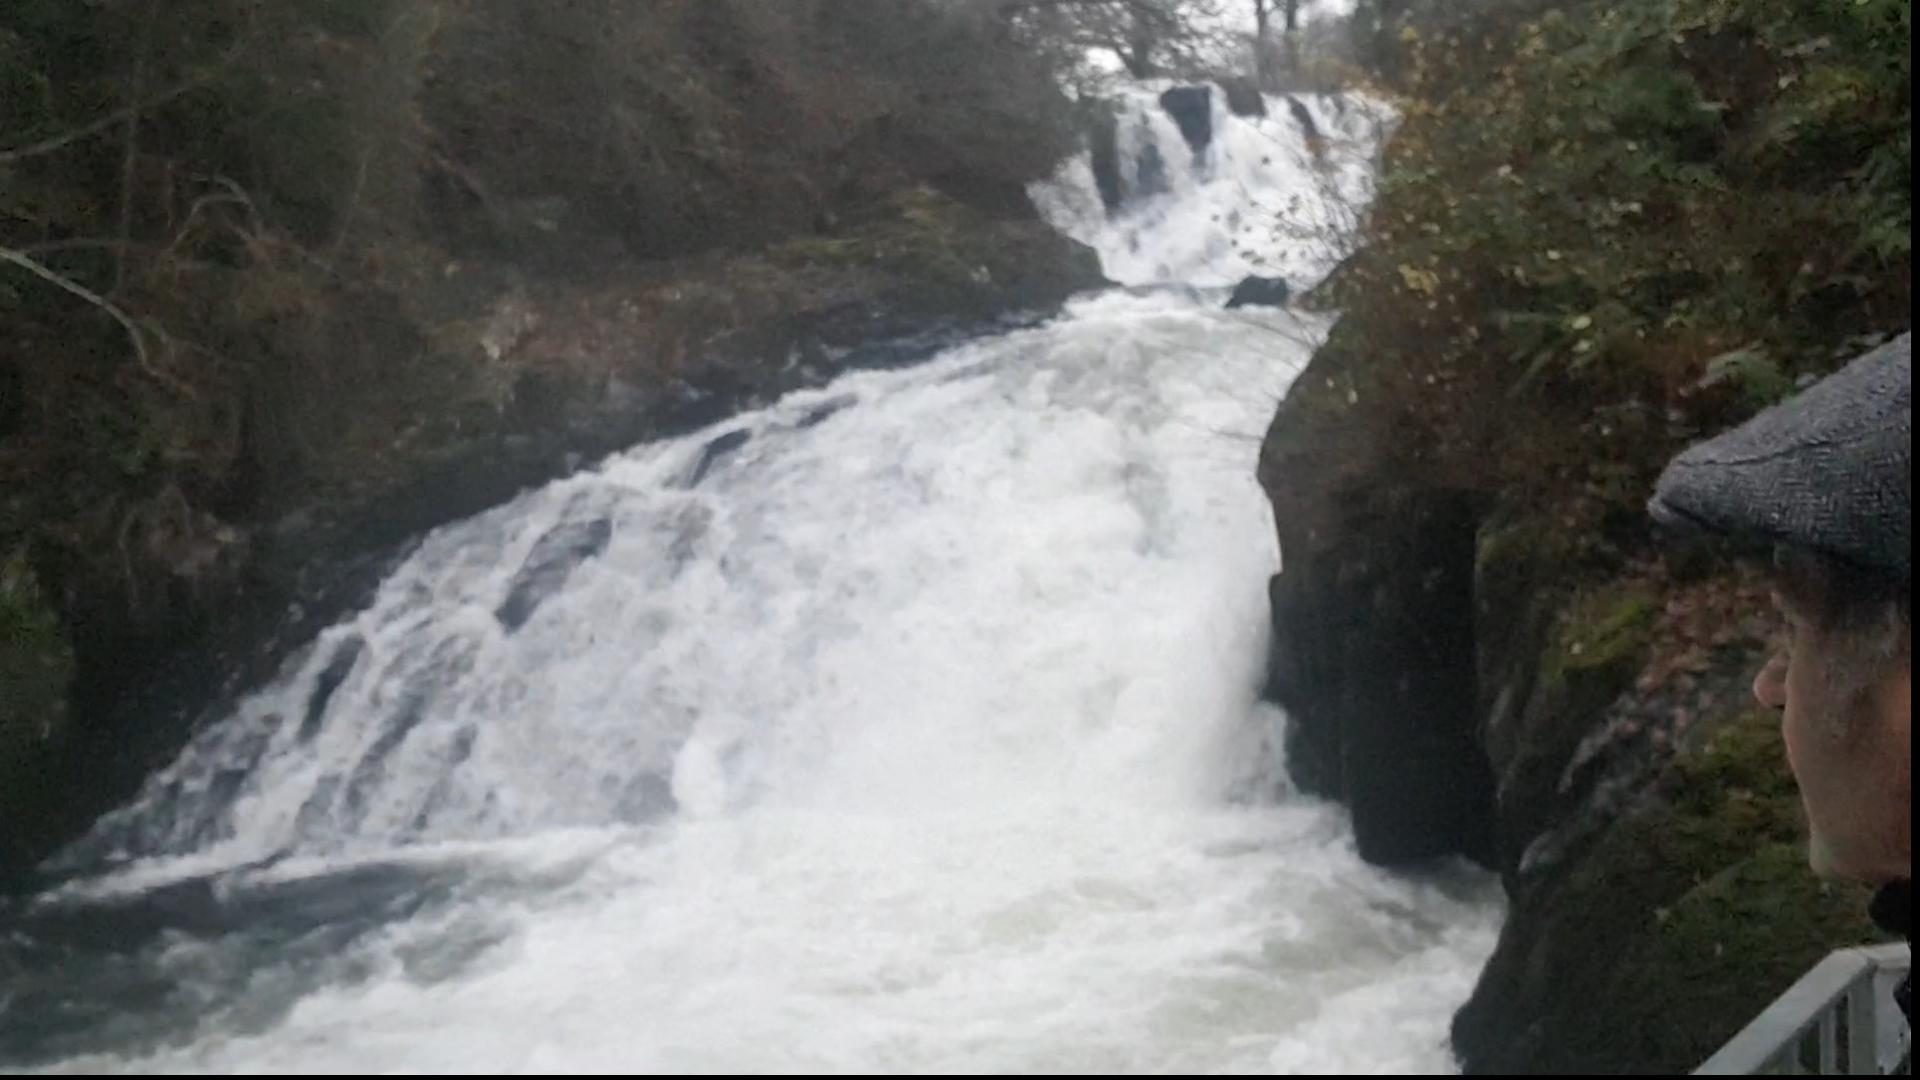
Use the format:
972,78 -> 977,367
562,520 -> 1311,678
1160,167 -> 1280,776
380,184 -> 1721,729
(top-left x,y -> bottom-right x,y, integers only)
1326,0 -> 1910,511
1698,345 -> 1795,410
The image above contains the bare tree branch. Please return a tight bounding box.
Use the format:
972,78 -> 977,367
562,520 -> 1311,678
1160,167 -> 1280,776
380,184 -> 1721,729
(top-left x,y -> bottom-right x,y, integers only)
115,0 -> 157,295
0,41 -> 245,166
1,83 -> 195,166
1,244 -> 155,380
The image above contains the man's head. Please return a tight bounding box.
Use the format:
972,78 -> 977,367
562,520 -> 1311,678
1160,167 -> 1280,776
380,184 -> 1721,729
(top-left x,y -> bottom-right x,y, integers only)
1651,333 -> 1911,885
1751,545 -> 1909,881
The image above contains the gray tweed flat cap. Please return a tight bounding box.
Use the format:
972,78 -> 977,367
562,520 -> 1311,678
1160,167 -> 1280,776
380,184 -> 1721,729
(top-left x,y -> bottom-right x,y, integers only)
1650,334 -> 1911,582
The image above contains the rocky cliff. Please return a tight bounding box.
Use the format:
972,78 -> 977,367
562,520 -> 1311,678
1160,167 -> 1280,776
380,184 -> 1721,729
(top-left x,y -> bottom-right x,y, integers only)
1257,321 -> 1892,1072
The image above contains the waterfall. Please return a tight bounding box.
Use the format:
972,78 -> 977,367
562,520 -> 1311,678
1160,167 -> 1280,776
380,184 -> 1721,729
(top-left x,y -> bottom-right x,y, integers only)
2,83 -> 1495,1077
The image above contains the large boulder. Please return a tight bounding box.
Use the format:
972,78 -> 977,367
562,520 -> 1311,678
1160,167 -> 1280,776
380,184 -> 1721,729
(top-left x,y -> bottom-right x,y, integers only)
1218,76 -> 1267,118
1158,85 -> 1213,157
1225,275 -> 1292,309
1134,139 -> 1170,201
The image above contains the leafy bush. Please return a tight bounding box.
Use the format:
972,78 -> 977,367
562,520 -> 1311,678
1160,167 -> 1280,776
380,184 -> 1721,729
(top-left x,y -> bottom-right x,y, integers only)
1321,0 -> 1910,517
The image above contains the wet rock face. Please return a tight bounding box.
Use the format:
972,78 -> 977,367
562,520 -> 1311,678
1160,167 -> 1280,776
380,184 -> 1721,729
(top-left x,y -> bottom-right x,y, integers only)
1255,322 -> 1498,868
1134,139 -> 1170,201
1284,96 -> 1320,142
1264,486 -> 1497,866
1089,110 -> 1125,215
496,516 -> 616,632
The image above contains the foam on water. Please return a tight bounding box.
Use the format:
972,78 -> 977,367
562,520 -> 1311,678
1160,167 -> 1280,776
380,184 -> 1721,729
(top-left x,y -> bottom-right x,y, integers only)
1030,86 -> 1393,287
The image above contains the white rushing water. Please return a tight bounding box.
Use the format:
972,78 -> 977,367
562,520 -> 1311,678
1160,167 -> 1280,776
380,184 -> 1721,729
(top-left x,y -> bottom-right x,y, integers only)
4,86 -> 1497,1074
1031,85 -> 1391,287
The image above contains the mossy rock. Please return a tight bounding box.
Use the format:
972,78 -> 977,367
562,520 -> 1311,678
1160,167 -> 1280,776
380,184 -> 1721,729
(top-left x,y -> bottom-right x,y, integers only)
1473,511 -> 1582,698
773,235 -> 876,268
1457,708 -> 1884,1073
1481,577 -> 1658,874
772,188 -> 977,271
1551,710 -> 1883,1071
768,187 -> 1100,308
1544,586 -> 1659,688
1475,514 -> 1565,592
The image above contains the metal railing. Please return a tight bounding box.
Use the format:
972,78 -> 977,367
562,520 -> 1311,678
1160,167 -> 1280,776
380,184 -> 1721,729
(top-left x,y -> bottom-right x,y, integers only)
1696,944 -> 1911,1075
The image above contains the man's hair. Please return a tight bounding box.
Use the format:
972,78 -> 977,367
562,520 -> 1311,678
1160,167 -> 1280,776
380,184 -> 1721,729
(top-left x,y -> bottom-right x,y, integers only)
1774,545 -> 1912,727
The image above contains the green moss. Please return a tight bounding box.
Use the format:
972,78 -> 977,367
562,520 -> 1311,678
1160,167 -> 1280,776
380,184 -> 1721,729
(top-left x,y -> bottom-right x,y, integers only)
773,236 -> 873,266
1474,515 -> 1577,594
1579,715 -> 1882,1069
891,185 -> 970,234
1650,714 -> 1813,907
1655,840 -> 1878,973
1475,518 -> 1538,584
1669,710 -> 1802,819
0,546 -> 73,764
770,189 -> 977,286
1545,586 -> 1658,684
772,185 -> 1101,314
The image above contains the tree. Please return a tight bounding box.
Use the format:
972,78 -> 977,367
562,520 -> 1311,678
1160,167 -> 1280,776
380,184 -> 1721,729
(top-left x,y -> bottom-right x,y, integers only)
1284,0 -> 1301,81
1252,0 -> 1305,90
1348,0 -> 1413,83
993,0 -> 1229,80
1253,0 -> 1271,87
